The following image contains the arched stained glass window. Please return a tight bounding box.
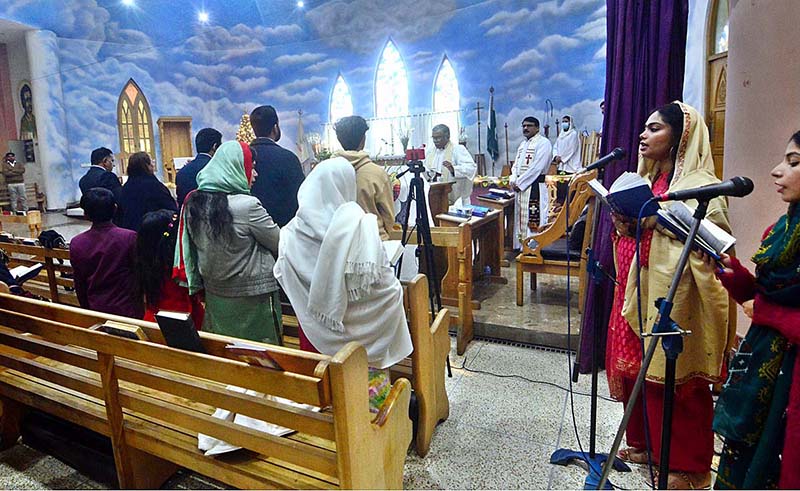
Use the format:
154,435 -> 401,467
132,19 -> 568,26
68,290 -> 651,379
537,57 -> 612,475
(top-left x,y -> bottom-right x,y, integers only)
712,0 -> 729,54
330,74 -> 354,123
374,40 -> 409,119
116,78 -> 154,174
433,55 -> 461,143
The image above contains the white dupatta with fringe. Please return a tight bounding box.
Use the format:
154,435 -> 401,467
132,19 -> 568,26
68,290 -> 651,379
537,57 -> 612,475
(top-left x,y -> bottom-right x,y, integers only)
274,157 -> 412,369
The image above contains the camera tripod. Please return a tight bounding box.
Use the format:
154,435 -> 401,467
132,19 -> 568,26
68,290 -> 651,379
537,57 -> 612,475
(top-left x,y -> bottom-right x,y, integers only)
396,156 -> 452,377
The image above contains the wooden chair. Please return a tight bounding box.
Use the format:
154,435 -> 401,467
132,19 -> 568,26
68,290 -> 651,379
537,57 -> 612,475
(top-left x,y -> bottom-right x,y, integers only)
0,294 -> 412,489
516,171 -> 597,309
580,131 -> 602,166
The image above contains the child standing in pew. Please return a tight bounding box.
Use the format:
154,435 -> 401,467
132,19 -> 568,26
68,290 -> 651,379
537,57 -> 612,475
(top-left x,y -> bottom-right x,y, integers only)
274,157 -> 413,413
137,209 -> 204,327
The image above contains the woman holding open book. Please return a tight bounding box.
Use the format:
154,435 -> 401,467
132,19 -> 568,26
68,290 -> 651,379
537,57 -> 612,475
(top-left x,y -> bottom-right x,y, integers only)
174,141 -> 282,344
607,102 -> 733,489
712,131 -> 800,489
274,157 -> 413,413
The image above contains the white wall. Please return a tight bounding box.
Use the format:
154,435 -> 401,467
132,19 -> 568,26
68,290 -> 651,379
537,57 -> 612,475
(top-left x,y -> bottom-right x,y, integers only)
682,0 -> 710,117
724,0 -> 800,331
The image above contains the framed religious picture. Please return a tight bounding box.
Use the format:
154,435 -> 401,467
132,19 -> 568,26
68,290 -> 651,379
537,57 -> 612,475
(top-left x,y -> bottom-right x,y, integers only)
18,81 -> 37,142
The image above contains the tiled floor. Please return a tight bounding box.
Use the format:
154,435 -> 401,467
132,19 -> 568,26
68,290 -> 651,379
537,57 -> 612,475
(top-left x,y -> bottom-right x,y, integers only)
0,337 -> 662,490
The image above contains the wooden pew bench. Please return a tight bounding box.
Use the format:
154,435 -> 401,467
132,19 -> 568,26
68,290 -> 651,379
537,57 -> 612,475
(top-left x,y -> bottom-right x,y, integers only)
0,294 -> 412,489
0,182 -> 47,212
516,171 -> 597,309
282,274 -> 450,457
0,241 -> 77,305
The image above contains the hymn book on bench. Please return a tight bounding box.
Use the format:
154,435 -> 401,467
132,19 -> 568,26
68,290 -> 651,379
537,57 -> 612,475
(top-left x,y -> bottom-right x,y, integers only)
155,310 -> 206,353
92,321 -> 148,341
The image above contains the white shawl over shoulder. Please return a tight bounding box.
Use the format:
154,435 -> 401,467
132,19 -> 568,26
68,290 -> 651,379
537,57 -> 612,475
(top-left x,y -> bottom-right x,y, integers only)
273,157 -> 412,368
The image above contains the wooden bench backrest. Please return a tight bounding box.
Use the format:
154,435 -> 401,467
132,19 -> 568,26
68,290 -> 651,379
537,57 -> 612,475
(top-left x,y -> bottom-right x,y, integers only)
0,293 -> 382,483
580,131 -> 602,166
522,171 -> 596,256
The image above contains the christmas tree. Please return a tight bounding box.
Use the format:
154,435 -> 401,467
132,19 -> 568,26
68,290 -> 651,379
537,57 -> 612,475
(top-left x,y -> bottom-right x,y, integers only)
236,113 -> 256,143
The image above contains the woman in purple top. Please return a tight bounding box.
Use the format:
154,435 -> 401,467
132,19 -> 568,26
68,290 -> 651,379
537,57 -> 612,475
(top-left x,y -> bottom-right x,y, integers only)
70,187 -> 143,318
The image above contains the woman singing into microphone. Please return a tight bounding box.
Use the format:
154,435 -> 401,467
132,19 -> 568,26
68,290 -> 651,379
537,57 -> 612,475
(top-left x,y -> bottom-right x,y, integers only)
606,102 -> 734,489
713,131 -> 800,489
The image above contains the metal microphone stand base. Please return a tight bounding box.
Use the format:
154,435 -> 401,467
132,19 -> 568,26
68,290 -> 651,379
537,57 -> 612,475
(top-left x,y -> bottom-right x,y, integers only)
550,249 -> 630,489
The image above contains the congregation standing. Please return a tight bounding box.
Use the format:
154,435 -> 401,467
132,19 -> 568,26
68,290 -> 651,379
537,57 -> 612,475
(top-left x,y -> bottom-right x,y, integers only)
26,97 -> 799,486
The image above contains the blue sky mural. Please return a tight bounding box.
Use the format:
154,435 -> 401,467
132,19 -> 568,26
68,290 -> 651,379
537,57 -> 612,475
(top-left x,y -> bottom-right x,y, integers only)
2,0 -> 606,197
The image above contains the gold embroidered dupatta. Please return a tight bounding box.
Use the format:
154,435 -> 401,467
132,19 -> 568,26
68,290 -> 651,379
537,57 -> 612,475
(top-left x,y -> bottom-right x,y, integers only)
621,102 -> 736,384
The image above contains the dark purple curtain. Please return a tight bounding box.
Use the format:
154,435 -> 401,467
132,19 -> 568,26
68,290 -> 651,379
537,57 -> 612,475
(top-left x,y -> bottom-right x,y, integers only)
578,0 -> 689,372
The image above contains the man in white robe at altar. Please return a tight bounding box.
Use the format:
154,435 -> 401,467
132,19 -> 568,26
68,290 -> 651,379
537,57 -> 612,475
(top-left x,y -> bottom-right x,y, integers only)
424,124 -> 477,205
552,115 -> 582,174
510,116 -> 552,250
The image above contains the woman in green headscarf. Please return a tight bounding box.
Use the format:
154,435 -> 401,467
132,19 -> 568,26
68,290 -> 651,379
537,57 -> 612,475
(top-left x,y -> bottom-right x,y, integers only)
173,140 -> 282,344
713,131 -> 800,489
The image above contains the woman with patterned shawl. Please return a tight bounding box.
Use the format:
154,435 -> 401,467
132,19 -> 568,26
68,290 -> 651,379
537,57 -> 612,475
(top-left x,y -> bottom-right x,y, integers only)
713,131 -> 800,489
606,102 -> 734,489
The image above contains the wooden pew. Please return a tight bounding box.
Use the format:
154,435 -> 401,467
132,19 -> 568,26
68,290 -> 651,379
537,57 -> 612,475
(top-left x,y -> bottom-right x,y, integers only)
282,274 -> 450,457
0,210 -> 43,237
516,171 -> 597,309
389,224 -> 475,355
0,293 -> 412,489
0,241 -> 76,304
0,182 -> 47,212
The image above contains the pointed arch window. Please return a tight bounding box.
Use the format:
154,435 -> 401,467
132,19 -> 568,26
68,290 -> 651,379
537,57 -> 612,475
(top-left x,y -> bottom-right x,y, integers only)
117,79 -> 154,174
374,40 -> 409,119
330,74 -> 354,123
433,55 -> 461,143
711,0 -> 729,54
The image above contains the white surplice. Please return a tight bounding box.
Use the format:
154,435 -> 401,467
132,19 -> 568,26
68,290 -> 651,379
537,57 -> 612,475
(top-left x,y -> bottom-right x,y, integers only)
510,133 -> 552,249
553,118 -> 582,173
424,142 -> 477,205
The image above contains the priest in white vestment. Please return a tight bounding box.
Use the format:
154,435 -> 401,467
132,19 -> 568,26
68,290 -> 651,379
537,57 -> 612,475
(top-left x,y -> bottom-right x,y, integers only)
552,115 -> 582,173
510,116 -> 553,250
424,124 -> 477,205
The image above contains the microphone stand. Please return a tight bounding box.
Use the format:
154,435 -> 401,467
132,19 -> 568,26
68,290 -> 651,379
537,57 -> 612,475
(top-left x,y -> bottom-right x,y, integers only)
597,199 -> 710,490
550,165 -> 630,490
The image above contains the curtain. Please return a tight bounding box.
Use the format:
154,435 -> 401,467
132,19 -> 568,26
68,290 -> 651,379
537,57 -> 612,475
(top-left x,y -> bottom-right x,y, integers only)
578,0 -> 689,372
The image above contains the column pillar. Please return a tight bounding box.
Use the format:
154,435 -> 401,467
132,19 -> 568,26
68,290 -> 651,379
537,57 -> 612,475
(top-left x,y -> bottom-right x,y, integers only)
25,29 -> 73,209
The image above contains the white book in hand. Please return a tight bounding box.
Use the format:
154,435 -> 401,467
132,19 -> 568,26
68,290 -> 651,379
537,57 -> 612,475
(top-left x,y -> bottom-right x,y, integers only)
9,263 -> 43,283
588,172 -> 660,218
656,202 -> 736,260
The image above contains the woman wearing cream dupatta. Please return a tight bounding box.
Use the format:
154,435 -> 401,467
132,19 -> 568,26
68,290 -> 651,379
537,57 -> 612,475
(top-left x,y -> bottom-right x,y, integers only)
614,102 -> 735,488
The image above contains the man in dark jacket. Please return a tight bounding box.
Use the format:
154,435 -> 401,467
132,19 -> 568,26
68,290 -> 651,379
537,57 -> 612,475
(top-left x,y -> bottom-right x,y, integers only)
249,105 -> 305,227
176,127 -> 222,206
79,147 -> 122,202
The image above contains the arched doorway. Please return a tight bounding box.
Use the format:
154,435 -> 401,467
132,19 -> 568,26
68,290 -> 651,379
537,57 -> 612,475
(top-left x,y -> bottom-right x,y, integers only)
117,79 -> 154,175
706,0 -> 729,179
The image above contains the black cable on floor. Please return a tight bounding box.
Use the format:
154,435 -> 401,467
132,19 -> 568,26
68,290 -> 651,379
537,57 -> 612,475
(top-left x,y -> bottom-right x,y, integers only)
457,355 -> 617,403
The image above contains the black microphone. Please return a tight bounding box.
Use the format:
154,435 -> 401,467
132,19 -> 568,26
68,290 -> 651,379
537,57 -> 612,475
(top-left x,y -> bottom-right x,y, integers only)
656,176 -> 754,202
581,147 -> 626,173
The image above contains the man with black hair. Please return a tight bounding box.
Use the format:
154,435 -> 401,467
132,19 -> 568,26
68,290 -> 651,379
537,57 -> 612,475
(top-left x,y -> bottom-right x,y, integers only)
249,105 -> 305,227
334,115 -> 395,240
510,116 -> 552,249
69,187 -> 142,318
79,147 -> 122,202
2,152 -> 27,213
176,127 -> 222,206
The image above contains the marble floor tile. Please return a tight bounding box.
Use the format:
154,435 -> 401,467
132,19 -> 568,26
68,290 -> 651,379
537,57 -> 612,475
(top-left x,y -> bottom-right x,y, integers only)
464,340 -> 578,386
445,362 -> 567,447
0,444 -> 102,490
403,418 -> 555,490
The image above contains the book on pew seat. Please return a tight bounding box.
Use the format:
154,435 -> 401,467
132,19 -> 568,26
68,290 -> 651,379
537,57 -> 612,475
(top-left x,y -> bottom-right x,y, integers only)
155,310 -> 206,353
225,341 -> 284,370
9,263 -> 43,284
92,321 -> 148,341
656,202 -> 736,261
588,172 -> 660,218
